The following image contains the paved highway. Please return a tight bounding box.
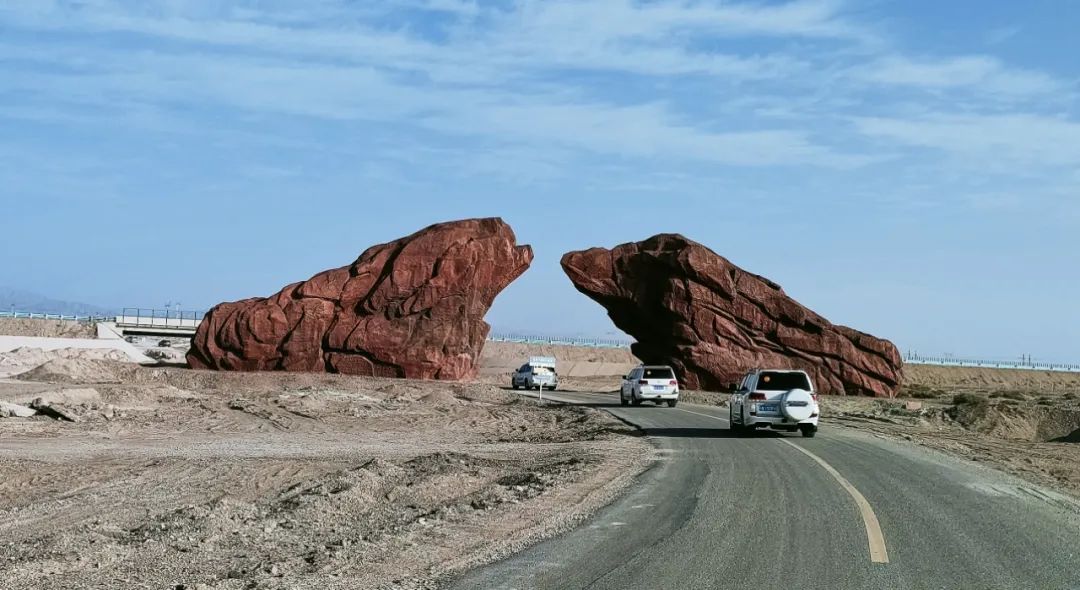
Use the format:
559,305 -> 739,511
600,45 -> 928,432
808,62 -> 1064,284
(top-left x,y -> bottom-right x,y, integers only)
449,390 -> 1080,590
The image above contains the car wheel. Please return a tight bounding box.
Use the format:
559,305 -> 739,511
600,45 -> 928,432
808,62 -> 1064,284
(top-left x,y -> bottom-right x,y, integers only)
800,424 -> 817,438
667,400 -> 677,408
511,381 -> 518,390
631,394 -> 642,406
620,394 -> 629,407
738,409 -> 751,434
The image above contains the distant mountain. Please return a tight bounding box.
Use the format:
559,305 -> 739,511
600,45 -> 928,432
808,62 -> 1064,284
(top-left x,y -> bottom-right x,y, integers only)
0,287 -> 117,316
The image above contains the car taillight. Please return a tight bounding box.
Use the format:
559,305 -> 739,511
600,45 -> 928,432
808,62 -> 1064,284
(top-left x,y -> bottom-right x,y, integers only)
669,380 -> 678,386
811,394 -> 818,401
748,392 -> 766,400
638,380 -> 649,385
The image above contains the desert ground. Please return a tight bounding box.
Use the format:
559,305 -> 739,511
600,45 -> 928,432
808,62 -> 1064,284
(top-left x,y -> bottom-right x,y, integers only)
2,320 -> 1080,588
0,327 -> 650,589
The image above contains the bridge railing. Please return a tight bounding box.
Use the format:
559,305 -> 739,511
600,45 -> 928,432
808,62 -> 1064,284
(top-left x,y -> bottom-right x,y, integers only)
487,332 -> 634,349
903,352 -> 1080,373
115,308 -> 204,330
0,310 -> 114,322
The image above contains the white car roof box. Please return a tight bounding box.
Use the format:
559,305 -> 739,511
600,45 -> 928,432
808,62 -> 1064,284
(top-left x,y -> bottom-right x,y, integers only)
528,356 -> 557,368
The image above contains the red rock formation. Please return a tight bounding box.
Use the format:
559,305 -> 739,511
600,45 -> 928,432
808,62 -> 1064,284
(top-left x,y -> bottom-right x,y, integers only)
561,234 -> 902,396
188,218 -> 533,380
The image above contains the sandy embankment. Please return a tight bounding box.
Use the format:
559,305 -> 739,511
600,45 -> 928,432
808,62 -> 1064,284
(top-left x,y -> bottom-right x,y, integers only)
479,341 -> 638,379
903,364 -> 1080,393
0,318 -> 97,339
0,347 -> 652,589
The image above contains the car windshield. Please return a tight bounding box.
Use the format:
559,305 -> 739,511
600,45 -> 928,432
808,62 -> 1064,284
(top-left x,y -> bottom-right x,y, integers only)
756,372 -> 811,391
642,367 -> 674,379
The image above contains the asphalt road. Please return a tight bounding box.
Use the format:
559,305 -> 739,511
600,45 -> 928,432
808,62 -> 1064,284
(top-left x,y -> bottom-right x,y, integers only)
448,389 -> 1080,590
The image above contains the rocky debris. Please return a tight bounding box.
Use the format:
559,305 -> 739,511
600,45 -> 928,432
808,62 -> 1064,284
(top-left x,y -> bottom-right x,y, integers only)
188,218 -> 533,380
30,397 -> 79,422
0,401 -> 36,418
144,347 -> 186,363
13,357 -> 125,383
561,234 -> 903,396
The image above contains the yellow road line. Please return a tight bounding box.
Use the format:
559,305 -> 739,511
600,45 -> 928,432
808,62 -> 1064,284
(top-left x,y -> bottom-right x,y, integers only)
670,405 -> 889,565
546,390 -> 889,564
780,439 -> 890,564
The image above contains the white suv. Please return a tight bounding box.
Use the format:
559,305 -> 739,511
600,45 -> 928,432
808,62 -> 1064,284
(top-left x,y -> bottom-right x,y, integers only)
730,369 -> 819,437
620,365 -> 680,407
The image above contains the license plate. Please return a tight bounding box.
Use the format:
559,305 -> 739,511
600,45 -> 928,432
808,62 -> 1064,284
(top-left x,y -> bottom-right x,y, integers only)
759,404 -> 778,413
652,386 -> 666,391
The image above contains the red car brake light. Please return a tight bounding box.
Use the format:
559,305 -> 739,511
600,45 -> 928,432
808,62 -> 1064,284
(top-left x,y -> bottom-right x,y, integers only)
669,380 -> 678,386
748,392 -> 766,400
638,380 -> 649,385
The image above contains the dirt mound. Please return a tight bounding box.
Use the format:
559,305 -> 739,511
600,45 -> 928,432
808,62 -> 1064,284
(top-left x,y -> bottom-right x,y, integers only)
948,394 -> 1080,443
904,365 -> 1080,393
0,318 -> 97,339
0,347 -> 134,379
418,390 -> 465,406
14,357 -> 128,384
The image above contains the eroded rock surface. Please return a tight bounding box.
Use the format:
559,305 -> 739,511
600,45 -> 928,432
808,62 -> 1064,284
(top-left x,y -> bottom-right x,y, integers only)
561,234 -> 902,396
188,218 -> 533,380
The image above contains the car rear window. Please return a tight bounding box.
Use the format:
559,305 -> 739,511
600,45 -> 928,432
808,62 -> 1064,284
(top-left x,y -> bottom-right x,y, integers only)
642,367 -> 674,379
756,372 -> 811,391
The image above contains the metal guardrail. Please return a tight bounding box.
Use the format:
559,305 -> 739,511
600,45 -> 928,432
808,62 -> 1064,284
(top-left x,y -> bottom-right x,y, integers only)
487,332 -> 634,349
0,310 -> 113,322
904,352 -> 1080,373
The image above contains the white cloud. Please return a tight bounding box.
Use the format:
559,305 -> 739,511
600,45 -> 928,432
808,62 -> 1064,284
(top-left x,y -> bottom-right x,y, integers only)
854,113 -> 1080,168
852,55 -> 1064,97
1,0 -> 1076,182
427,100 -> 873,167
0,0 -> 854,81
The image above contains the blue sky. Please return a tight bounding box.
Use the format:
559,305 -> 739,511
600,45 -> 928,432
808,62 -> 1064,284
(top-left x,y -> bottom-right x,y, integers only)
1,0 -> 1078,361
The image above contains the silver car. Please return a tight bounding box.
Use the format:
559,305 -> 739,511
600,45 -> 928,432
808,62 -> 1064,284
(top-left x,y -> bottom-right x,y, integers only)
511,360 -> 558,390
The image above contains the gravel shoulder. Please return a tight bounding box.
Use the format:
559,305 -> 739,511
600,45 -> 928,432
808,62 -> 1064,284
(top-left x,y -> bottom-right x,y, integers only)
0,365 -> 652,589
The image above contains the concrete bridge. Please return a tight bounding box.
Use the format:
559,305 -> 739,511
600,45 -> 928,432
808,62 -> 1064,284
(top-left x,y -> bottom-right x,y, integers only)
114,308 -> 202,337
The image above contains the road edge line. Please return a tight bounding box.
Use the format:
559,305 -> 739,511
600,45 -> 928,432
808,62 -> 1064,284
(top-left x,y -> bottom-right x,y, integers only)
780,439 -> 890,564
670,404 -> 889,565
